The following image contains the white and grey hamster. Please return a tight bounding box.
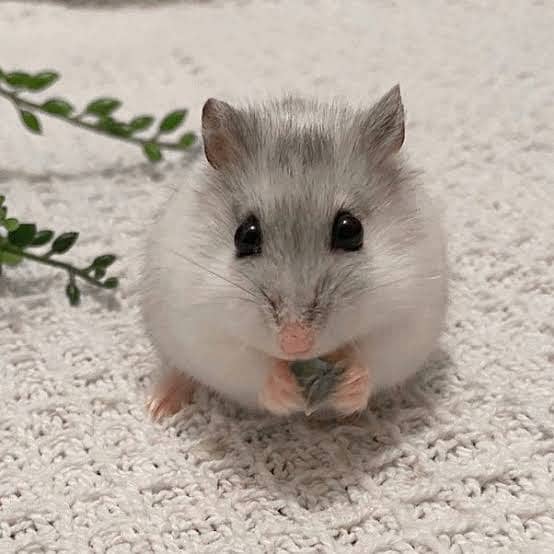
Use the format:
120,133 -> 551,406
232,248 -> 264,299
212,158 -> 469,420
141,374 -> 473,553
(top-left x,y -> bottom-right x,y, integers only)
142,85 -> 448,419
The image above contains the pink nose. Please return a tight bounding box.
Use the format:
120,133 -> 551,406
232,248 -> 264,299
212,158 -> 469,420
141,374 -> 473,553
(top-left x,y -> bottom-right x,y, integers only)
279,322 -> 315,355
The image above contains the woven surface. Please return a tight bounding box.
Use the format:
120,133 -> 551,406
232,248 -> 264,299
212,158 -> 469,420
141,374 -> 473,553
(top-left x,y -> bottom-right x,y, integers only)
1,1 -> 553,552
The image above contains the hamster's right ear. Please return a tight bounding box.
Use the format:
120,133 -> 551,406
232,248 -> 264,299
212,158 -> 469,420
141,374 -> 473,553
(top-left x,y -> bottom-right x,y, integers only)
360,84 -> 405,164
201,98 -> 244,170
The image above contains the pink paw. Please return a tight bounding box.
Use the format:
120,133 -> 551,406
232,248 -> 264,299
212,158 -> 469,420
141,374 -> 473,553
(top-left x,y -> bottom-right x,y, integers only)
329,363 -> 371,417
146,370 -> 195,421
259,360 -> 306,416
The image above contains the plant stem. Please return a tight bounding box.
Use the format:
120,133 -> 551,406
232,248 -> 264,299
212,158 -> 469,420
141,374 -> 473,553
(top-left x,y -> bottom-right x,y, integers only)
0,85 -> 187,152
0,244 -> 113,289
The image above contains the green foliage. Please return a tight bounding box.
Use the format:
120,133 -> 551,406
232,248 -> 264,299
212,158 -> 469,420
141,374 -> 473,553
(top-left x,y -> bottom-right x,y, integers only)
0,201 -> 19,234
30,229 -> 54,246
159,109 -> 187,133
0,65 -> 198,307
0,66 -> 196,162
129,115 -> 154,132
0,200 -> 120,306
103,277 -> 119,289
85,97 -> 121,116
92,254 -> 116,268
66,279 -> 80,306
51,232 -> 79,254
42,98 -> 73,116
4,71 -> 32,88
28,71 -> 59,91
3,218 -> 19,232
3,70 -> 59,91
0,249 -> 23,266
97,117 -> 131,137
8,223 -> 36,248
143,142 -> 162,162
179,132 -> 196,148
20,110 -> 41,134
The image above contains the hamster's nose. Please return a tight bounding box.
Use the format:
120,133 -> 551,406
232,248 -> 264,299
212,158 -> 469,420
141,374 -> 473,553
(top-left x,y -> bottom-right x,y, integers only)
279,322 -> 315,356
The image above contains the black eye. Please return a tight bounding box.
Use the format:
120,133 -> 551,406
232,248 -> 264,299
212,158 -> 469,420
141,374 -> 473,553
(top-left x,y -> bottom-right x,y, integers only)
234,215 -> 262,257
331,211 -> 363,251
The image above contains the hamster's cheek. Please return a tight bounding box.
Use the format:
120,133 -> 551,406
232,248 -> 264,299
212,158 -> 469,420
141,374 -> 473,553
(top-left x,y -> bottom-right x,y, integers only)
318,308 -> 368,354
225,308 -> 277,350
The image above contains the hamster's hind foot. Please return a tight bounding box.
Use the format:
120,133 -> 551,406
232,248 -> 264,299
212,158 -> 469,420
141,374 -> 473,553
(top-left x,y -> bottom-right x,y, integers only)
147,369 -> 195,421
329,363 -> 371,417
258,360 -> 306,416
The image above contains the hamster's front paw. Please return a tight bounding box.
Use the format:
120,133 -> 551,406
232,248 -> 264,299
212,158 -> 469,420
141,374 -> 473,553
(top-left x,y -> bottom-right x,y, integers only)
259,360 -> 306,416
329,363 -> 371,417
147,369 -> 196,421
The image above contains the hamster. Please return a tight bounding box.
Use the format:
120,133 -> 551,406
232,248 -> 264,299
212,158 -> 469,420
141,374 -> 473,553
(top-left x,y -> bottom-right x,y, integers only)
142,85 -> 448,419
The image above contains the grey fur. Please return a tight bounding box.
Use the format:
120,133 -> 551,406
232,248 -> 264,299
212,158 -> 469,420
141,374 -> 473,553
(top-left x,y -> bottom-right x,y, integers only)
143,84 -> 447,411
198,86 -> 419,335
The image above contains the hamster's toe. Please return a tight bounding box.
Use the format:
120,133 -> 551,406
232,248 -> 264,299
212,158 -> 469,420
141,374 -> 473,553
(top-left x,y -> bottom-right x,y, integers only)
259,360 -> 306,416
147,370 -> 195,421
329,363 -> 371,417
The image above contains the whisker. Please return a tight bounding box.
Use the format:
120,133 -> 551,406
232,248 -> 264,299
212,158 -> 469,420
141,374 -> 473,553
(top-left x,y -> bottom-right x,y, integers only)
343,274 -> 419,304
338,270 -> 443,315
328,264 -> 359,298
158,298 -> 257,328
233,267 -> 268,296
259,287 -> 278,311
190,296 -> 259,306
168,248 -> 257,298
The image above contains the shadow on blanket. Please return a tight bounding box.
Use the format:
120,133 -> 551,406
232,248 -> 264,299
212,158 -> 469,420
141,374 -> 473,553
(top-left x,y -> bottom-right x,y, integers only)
168,348 -> 455,511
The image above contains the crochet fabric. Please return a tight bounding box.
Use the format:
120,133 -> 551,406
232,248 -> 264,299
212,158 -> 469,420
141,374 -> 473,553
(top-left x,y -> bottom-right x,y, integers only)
1,1 -> 552,552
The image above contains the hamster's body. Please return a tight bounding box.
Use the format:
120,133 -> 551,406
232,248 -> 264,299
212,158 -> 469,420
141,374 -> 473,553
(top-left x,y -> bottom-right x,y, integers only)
142,87 -> 448,417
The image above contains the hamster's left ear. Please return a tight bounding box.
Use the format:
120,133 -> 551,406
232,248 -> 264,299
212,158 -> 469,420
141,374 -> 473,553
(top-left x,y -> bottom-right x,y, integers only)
201,98 -> 245,170
361,84 -> 405,163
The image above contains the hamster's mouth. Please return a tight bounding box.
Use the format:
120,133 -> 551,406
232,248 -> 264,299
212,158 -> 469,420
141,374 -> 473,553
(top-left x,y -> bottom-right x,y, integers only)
274,348 -> 351,370
275,351 -> 316,362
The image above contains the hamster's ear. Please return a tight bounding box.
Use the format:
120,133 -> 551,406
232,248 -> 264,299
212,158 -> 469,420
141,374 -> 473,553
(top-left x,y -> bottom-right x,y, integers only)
201,98 -> 244,169
361,84 -> 405,163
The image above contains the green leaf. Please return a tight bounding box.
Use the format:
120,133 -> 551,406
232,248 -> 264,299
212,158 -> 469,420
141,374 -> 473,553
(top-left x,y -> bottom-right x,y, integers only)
0,206 -> 6,221
103,277 -> 119,289
97,117 -> 131,137
42,98 -> 74,116
85,97 -> 122,117
158,110 -> 187,133
129,115 -> 154,132
3,218 -> 19,232
51,232 -> 78,254
94,267 -> 106,279
27,71 -> 59,91
178,132 -> 196,148
5,71 -> 33,88
92,254 -> 116,268
0,250 -> 23,266
0,195 -> 5,207
66,281 -> 80,306
30,229 -> 54,246
143,142 -> 162,162
20,111 -> 42,134
8,223 -> 36,248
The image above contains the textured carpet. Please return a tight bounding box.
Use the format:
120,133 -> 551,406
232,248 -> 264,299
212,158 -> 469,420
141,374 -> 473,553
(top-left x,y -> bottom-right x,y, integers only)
1,1 -> 553,552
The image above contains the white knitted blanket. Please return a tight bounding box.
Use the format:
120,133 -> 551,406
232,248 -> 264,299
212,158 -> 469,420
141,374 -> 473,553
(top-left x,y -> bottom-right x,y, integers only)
1,1 -> 553,552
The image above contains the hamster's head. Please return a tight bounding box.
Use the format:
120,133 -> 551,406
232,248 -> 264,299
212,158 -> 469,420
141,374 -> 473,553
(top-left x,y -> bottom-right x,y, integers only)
185,86 -> 427,360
